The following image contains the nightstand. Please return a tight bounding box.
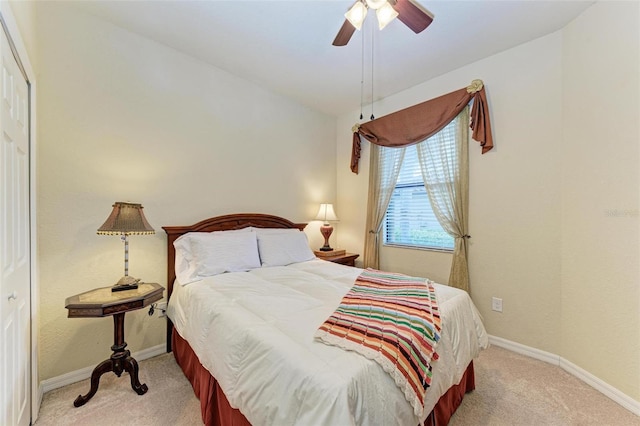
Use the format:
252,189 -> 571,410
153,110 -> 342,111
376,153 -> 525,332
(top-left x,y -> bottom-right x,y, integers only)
318,252 -> 359,267
65,282 -> 164,407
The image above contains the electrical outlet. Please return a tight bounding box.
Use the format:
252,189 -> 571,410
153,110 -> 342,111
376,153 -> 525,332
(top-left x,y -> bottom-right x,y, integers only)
491,297 -> 503,313
156,302 -> 168,318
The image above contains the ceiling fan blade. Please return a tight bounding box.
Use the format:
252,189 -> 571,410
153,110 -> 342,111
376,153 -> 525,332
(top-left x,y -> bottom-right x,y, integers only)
393,0 -> 434,34
333,19 -> 356,46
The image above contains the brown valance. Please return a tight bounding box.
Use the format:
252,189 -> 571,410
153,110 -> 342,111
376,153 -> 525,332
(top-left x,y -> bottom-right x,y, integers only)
350,80 -> 493,174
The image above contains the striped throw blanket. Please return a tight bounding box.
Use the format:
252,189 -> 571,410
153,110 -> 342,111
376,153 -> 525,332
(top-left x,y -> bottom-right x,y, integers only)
314,268 -> 442,417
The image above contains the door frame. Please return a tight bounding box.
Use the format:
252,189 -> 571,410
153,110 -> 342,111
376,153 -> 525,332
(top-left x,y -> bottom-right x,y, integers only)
0,2 -> 38,422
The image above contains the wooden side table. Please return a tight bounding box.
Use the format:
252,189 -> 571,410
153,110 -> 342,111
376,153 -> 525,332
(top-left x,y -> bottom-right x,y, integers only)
65,282 -> 164,407
318,252 -> 359,267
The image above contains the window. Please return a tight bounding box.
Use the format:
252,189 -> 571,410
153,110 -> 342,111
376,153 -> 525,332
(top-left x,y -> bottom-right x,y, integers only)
383,120 -> 458,251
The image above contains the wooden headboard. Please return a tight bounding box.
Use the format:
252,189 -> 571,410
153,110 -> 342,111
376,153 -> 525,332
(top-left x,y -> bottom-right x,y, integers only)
162,213 -> 307,351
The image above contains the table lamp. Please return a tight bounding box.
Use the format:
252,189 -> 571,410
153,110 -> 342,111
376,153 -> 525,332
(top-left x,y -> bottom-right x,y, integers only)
97,202 -> 155,292
315,203 -> 339,252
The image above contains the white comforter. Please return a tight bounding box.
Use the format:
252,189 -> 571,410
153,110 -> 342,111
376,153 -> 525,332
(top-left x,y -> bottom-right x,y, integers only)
168,259 -> 488,426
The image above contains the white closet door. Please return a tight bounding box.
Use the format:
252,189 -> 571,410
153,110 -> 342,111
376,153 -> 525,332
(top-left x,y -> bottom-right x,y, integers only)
0,21 -> 30,426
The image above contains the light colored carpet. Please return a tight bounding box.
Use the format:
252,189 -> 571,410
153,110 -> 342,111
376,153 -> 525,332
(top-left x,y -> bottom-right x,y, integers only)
35,345 -> 639,426
450,346 -> 639,426
35,353 -> 201,426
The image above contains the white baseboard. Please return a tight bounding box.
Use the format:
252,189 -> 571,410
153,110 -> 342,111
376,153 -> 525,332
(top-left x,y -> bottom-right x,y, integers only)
488,335 -> 640,417
488,335 -> 560,365
559,358 -> 640,416
35,382 -> 43,423
40,344 -> 166,394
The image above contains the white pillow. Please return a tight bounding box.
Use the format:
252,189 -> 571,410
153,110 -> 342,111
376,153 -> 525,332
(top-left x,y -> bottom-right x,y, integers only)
257,231 -> 316,267
174,229 -> 251,282
174,230 -> 260,284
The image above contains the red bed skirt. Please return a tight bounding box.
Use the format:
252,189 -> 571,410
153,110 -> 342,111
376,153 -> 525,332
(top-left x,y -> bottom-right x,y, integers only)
172,329 -> 474,426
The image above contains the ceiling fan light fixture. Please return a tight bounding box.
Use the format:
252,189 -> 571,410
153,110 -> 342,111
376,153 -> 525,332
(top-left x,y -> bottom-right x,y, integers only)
376,2 -> 399,30
345,1 -> 368,30
365,0 -> 387,10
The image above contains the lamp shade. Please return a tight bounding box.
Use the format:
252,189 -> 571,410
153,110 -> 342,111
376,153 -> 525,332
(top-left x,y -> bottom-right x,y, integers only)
376,2 -> 398,29
345,1 -> 367,30
315,203 -> 339,224
97,202 -> 155,235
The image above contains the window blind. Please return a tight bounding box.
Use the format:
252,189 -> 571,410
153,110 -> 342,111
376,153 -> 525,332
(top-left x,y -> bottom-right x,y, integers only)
384,119 -> 458,250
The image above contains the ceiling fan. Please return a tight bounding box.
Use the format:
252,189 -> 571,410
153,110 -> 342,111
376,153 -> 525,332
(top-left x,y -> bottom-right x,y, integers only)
332,0 -> 434,46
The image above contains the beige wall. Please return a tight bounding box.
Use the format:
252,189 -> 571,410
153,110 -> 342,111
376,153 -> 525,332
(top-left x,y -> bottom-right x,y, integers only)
561,1 -> 639,401
338,32 -> 564,353
337,1 -> 639,403
23,3 -> 336,381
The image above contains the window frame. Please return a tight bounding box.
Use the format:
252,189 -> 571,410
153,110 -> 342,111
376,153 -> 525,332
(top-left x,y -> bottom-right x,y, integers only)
382,133 -> 456,253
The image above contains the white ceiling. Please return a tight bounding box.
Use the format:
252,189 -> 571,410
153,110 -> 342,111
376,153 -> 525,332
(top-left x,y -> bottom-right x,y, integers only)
72,0 -> 594,117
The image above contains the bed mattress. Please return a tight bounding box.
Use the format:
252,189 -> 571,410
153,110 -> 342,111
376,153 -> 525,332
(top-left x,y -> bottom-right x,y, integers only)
167,259 -> 488,425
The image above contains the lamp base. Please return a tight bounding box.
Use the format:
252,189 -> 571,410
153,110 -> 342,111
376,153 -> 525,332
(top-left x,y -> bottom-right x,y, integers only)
111,276 -> 141,292
111,284 -> 139,292
319,224 -> 334,252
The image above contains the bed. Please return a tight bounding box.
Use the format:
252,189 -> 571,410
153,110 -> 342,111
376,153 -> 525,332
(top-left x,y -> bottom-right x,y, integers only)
163,213 -> 488,426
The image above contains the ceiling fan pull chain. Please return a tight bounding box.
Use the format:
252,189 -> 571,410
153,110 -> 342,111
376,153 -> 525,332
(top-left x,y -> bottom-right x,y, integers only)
360,24 -> 365,121
370,22 -> 375,121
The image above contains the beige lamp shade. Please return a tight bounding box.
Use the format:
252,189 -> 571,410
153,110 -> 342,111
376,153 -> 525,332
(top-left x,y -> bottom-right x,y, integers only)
97,202 -> 155,235
314,203 -> 339,225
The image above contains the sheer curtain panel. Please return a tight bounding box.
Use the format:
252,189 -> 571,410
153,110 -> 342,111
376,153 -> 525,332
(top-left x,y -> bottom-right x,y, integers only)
363,144 -> 405,268
417,107 -> 470,292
